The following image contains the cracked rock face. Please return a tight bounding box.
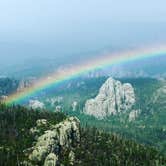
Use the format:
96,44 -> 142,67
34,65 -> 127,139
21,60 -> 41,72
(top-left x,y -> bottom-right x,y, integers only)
28,117 -> 80,165
84,77 -> 136,119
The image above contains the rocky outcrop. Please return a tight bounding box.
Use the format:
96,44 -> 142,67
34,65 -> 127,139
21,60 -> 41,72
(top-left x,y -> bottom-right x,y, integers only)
152,82 -> 166,106
36,119 -> 48,127
44,153 -> 58,166
68,150 -> 75,165
17,78 -> 36,92
28,117 -> 80,165
55,105 -> 62,112
84,77 -> 136,119
72,101 -> 78,111
0,95 -> 8,101
129,109 -> 141,122
29,100 -> 45,109
46,97 -> 63,107
29,119 -> 49,141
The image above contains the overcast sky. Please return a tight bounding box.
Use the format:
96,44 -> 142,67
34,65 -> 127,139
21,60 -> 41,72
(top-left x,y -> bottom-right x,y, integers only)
0,0 -> 166,66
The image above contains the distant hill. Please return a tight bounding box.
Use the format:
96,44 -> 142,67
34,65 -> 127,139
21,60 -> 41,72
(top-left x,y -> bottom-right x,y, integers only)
105,54 -> 166,78
0,77 -> 19,96
0,53 -> 166,79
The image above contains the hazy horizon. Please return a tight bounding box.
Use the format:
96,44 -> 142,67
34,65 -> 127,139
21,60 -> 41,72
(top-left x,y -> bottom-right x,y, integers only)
0,0 -> 166,77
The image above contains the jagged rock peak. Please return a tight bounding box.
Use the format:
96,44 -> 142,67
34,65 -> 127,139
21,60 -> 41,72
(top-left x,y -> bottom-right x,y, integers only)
84,77 -> 136,119
28,117 -> 80,165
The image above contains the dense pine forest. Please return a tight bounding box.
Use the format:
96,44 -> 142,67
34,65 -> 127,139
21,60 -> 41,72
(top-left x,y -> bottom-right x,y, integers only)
0,104 -> 66,166
0,103 -> 165,166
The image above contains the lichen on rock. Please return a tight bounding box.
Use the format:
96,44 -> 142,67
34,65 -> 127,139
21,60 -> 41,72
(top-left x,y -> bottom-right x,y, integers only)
28,117 -> 80,165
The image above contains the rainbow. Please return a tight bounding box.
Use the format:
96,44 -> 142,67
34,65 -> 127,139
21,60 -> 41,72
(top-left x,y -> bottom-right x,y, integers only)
5,45 -> 166,105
